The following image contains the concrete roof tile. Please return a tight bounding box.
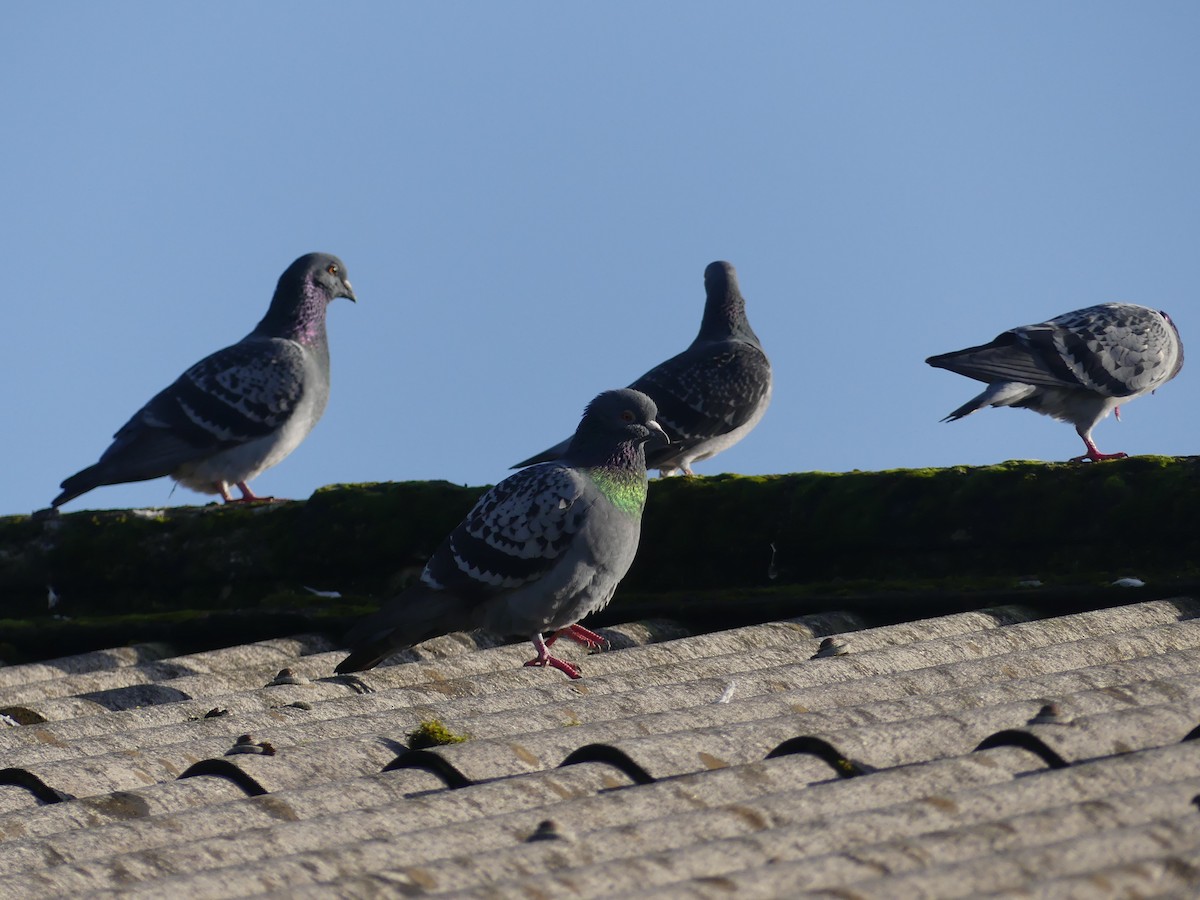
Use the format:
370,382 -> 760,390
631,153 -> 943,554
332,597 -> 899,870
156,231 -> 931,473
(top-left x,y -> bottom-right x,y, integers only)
0,645 -> 174,691
2,590 -> 1199,897
347,744 -> 1200,898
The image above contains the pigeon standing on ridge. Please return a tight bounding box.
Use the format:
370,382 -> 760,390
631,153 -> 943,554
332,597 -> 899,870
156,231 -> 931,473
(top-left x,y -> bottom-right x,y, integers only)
927,303 -> 1183,461
337,388 -> 667,679
51,253 -> 356,508
513,261 -> 772,476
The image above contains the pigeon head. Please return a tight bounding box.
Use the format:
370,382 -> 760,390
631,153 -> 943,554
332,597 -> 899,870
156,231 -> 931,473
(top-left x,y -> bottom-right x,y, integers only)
255,253 -> 355,342
568,389 -> 667,462
287,252 -> 356,304
307,253 -> 357,304
700,260 -> 757,343
704,260 -> 736,293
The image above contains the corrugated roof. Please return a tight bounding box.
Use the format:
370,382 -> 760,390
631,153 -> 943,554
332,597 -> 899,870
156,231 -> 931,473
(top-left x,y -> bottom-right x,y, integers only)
2,594 -> 1199,897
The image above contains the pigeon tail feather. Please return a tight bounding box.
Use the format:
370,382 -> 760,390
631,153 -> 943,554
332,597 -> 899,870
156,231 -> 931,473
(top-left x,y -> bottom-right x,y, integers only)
941,382 -> 1039,423
52,428 -> 216,507
334,644 -> 397,675
335,584 -> 474,673
53,465 -> 109,509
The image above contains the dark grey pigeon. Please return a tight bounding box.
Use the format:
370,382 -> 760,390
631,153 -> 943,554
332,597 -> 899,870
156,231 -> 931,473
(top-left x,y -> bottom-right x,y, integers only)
513,261 -> 772,476
337,388 -> 666,679
52,253 -> 356,508
927,303 -> 1183,461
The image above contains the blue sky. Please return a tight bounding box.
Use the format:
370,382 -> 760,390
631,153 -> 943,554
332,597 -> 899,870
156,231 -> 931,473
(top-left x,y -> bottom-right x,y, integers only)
5,2 -> 1198,513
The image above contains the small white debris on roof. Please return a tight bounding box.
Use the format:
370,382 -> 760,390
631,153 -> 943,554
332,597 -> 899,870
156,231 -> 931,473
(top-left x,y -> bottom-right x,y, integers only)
303,586 -> 342,598
717,681 -> 737,704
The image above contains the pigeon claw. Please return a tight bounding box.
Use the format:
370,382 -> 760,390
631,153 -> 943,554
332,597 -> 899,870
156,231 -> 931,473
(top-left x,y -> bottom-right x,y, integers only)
564,624 -> 606,648
523,655 -> 583,679
527,632 -> 585,678
1069,435 -> 1129,464
1070,444 -> 1128,463
220,482 -> 278,503
544,624 -> 607,650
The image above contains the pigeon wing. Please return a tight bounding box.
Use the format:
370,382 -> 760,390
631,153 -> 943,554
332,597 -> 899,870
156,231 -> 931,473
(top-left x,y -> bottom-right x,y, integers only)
98,337 -> 310,475
633,339 -> 771,459
927,304 -> 1180,399
423,464 -> 591,603
1043,304 -> 1183,395
926,327 -> 1072,388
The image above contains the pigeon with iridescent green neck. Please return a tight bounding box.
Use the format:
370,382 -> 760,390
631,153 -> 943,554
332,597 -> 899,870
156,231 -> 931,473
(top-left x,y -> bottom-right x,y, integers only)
51,253 -> 355,509
337,389 -> 666,679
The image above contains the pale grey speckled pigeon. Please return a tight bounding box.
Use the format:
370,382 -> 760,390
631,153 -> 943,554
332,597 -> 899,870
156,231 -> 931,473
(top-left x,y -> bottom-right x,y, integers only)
927,303 -> 1183,461
337,388 -> 667,679
513,261 -> 771,476
51,253 -> 356,508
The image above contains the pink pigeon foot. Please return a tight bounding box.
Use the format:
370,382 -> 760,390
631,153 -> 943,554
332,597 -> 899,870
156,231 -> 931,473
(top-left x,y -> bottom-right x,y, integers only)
523,632 -> 583,679
1070,438 -> 1128,463
544,624 -> 607,650
220,481 -> 278,503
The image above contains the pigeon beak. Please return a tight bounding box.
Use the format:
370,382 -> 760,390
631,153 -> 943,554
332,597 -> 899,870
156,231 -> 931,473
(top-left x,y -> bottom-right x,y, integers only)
342,281 -> 357,303
646,420 -> 670,446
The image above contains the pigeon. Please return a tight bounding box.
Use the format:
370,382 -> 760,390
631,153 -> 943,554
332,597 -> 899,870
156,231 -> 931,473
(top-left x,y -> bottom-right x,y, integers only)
51,253 -> 356,508
513,261 -> 771,476
336,388 -> 667,679
927,303 -> 1183,461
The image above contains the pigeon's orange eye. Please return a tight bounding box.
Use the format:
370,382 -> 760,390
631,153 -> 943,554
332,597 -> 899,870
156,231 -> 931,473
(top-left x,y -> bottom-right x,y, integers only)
621,410 -> 635,422
327,264 -> 338,275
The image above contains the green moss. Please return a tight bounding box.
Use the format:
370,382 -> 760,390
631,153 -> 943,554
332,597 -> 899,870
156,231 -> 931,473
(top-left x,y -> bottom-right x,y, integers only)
0,481 -> 489,618
407,718 -> 470,749
630,458 -> 1200,593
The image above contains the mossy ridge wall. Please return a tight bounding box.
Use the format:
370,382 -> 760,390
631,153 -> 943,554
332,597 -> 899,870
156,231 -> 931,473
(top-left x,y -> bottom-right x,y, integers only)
633,456 -> 1200,590
0,481 -> 486,619
1,458 -> 1197,625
